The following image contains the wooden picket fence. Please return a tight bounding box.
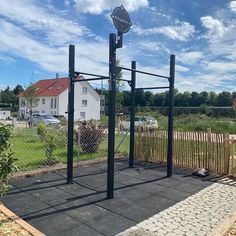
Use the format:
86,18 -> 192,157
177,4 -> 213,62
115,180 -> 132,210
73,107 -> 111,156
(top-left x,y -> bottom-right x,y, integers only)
135,128 -> 234,175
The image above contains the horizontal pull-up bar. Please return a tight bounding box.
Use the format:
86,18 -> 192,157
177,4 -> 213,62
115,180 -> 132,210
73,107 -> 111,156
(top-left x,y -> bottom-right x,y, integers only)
116,78 -> 131,82
135,86 -> 169,90
72,77 -> 109,83
75,71 -> 108,79
116,66 -> 170,80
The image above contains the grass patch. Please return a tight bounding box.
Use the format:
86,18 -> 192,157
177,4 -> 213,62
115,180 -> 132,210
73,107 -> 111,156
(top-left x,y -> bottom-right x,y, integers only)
11,128 -> 130,171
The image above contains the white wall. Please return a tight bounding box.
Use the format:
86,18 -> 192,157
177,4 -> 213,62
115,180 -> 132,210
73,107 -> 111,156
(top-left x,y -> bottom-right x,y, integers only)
19,97 -> 59,117
0,110 -> 11,119
34,96 -> 59,115
19,81 -> 101,121
58,90 -> 68,118
74,81 -> 100,121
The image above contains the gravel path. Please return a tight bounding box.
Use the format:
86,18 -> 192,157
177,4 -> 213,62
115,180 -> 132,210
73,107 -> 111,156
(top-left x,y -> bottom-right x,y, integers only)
117,178 -> 236,236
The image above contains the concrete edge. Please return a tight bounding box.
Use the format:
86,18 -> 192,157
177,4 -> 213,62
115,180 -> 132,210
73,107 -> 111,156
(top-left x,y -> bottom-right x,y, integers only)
207,211 -> 236,236
0,203 -> 45,236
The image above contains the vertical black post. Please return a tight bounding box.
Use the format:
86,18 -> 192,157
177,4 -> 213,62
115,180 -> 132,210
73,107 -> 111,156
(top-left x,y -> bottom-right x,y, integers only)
67,45 -> 75,184
129,61 -> 136,168
167,54 -> 175,177
107,33 -> 117,199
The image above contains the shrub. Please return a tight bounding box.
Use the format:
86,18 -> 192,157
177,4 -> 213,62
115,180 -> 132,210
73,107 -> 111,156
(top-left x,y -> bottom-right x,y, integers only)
78,121 -> 104,153
37,124 -> 67,165
37,122 -> 48,141
0,124 -> 17,196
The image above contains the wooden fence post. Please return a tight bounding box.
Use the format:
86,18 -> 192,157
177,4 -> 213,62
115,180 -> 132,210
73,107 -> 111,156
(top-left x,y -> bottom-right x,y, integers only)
137,126 -> 141,160
223,132 -> 230,175
207,128 -> 212,171
230,138 -> 236,176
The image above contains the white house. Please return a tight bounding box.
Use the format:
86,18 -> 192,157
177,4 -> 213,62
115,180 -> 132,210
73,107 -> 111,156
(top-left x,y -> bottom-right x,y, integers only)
19,77 -> 101,121
0,108 -> 11,120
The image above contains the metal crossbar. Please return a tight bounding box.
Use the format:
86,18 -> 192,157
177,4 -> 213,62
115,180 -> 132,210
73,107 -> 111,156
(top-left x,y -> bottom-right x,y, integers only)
75,71 -> 108,79
116,66 -> 170,79
135,86 -> 169,90
73,77 -> 109,82
116,78 -> 131,82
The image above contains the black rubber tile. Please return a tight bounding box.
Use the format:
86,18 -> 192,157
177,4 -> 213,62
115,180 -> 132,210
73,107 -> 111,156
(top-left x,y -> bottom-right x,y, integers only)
28,211 -> 103,236
1,160 -> 214,236
84,211 -> 135,236
140,194 -> 176,212
1,191 -> 50,217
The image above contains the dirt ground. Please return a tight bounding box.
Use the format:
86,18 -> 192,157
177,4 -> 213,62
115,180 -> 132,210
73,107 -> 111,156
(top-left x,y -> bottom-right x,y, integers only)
0,212 -> 31,236
224,221 -> 236,236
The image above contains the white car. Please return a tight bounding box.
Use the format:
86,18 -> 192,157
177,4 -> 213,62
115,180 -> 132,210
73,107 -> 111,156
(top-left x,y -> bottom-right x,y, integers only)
120,116 -> 158,130
32,114 -> 60,126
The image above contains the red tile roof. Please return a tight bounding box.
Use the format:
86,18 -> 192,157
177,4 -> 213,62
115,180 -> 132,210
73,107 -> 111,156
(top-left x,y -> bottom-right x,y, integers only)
19,77 -> 81,97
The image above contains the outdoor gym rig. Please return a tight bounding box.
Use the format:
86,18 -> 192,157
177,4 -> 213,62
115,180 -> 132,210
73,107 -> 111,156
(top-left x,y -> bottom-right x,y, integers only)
66,6 -> 175,199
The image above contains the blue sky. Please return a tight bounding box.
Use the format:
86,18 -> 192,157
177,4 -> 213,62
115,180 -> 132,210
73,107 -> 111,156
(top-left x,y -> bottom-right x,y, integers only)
0,0 -> 236,92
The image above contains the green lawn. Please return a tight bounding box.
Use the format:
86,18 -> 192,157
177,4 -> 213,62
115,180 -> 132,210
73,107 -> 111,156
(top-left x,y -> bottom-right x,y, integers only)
11,128 -> 130,171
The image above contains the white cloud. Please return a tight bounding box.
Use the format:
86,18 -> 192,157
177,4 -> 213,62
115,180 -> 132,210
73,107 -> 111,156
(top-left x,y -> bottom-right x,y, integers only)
0,54 -> 15,63
136,41 -> 170,54
207,61 -> 236,72
200,16 -> 227,40
133,22 -> 195,41
0,20 -> 109,77
176,65 -> 189,72
0,0 -> 90,46
73,0 -> 148,14
178,51 -> 203,65
229,1 -> 236,13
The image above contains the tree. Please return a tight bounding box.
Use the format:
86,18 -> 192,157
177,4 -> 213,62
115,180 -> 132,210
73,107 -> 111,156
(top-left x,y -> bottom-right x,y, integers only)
122,91 -> 131,106
215,91 -> 232,106
24,83 -> 38,127
190,92 -> 200,106
13,84 -> 24,96
209,91 -> 217,106
115,59 -> 124,112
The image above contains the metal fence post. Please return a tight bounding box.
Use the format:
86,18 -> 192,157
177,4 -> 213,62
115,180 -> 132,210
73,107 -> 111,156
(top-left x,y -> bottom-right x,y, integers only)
67,45 -> 75,184
129,61 -> 136,168
167,54 -> 175,177
107,33 -> 117,199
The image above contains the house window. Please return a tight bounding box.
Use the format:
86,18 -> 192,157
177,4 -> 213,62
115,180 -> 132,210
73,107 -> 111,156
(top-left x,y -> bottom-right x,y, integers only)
42,98 -> 45,104
80,112 -> 85,120
54,98 -> 57,109
82,87 -> 87,94
51,98 -> 53,109
41,110 -> 45,114
82,100 -> 87,107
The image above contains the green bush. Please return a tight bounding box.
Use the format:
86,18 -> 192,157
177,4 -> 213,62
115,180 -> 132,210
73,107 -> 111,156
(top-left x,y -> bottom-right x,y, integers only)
37,124 -> 67,165
37,122 -> 48,141
0,124 -> 17,196
78,121 -> 104,153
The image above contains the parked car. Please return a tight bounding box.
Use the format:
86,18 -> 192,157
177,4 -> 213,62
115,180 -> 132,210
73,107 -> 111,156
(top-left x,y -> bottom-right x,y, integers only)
120,116 -> 158,130
32,114 -> 60,126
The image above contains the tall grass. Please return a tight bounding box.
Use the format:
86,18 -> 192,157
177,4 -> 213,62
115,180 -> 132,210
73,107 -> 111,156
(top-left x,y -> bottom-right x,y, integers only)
136,112 -> 236,133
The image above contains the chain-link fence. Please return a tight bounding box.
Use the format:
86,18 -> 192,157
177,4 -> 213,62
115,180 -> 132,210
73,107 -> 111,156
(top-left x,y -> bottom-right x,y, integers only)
2,117 -> 130,174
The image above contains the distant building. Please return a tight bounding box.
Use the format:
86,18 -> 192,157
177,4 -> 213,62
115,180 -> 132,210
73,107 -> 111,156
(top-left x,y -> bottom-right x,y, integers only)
19,77 -> 101,121
0,107 -> 11,120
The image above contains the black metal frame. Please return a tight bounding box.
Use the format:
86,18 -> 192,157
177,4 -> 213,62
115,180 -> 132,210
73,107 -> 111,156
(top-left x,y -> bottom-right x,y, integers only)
67,45 -> 109,185
66,31 -> 175,199
126,56 -> 175,177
